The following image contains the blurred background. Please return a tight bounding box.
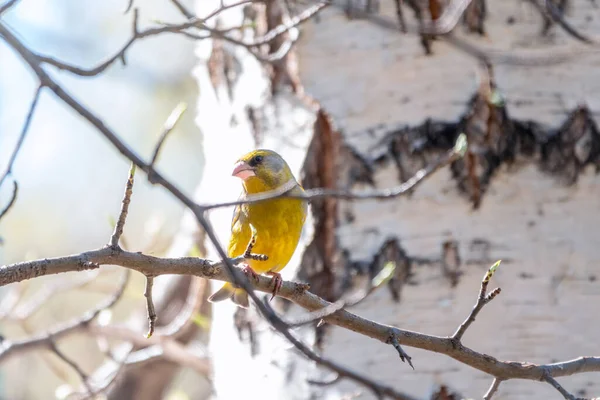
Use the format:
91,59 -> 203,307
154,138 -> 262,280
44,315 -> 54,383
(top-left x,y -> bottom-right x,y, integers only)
1,0 -> 599,399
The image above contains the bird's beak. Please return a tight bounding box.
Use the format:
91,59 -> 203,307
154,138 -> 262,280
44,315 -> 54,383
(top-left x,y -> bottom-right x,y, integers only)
232,161 -> 255,180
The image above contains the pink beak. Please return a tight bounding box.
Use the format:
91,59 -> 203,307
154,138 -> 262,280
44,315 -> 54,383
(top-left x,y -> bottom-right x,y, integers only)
232,161 -> 255,180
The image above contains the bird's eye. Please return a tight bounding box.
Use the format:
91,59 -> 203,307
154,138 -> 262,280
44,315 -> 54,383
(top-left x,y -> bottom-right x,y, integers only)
253,155 -> 263,164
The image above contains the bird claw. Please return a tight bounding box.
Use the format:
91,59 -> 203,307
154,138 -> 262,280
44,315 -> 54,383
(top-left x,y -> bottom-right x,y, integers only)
267,272 -> 283,301
241,264 -> 259,283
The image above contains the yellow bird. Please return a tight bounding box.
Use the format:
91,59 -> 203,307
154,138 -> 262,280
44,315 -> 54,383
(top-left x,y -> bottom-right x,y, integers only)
208,149 -> 308,308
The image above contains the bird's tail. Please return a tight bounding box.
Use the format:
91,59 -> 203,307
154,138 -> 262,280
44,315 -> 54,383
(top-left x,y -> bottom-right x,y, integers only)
207,282 -> 249,308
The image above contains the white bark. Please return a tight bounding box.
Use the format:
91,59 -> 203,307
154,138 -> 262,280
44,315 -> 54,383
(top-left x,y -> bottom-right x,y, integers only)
292,1 -> 600,399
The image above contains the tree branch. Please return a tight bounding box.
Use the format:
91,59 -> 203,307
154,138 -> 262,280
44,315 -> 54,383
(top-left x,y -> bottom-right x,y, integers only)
0,0 -> 19,15
90,325 -> 211,376
0,269 -> 130,363
200,133 -> 468,210
109,163 -> 136,248
451,260 -> 501,342
0,84 -> 43,221
149,102 -> 187,170
170,0 -> 195,19
0,180 -> 18,221
144,276 -> 157,338
2,252 -> 599,385
48,339 -> 93,395
0,84 -> 43,189
483,378 -> 502,400
544,374 -> 580,400
525,0 -> 597,45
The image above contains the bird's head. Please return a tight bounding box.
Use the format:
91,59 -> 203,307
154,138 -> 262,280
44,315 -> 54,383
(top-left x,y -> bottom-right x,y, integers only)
232,149 -> 295,193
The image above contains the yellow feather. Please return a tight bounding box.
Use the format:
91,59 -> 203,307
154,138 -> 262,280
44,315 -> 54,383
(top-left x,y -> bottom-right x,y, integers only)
208,149 -> 308,307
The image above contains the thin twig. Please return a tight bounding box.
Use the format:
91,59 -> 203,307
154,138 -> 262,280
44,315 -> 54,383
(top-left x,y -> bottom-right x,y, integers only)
0,85 -> 43,189
154,276 -> 203,337
525,0 -> 596,45
201,133 -> 468,210
0,0 -> 19,15
144,276 -> 157,338
336,4 -> 598,67
544,374 -> 578,400
75,347 -> 133,400
0,270 -> 130,363
109,163 -> 136,248
0,181 -> 18,221
90,325 -> 211,376
483,378 -> 502,400
388,334 -> 414,369
10,271 -> 100,320
149,102 -> 187,169
451,260 -> 501,342
287,299 -> 346,327
307,372 -> 343,386
28,1 -> 319,78
260,297 -> 418,400
170,0 -> 195,19
48,339 -> 93,395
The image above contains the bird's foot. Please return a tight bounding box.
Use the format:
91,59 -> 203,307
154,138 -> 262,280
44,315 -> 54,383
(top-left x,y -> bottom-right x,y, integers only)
241,263 -> 260,283
267,272 -> 283,301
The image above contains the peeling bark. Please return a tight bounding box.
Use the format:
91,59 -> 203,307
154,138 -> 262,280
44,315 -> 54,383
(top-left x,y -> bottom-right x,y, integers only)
463,0 -> 486,35
298,110 -> 343,302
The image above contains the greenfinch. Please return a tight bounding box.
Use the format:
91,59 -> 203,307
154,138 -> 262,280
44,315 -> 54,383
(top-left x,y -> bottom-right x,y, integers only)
208,149 -> 308,308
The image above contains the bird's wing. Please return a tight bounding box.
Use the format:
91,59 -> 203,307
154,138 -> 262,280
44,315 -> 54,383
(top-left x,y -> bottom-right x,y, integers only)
230,191 -> 246,230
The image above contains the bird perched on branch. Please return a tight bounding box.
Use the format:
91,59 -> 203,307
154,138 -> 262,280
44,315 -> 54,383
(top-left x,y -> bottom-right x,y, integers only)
208,149 -> 308,308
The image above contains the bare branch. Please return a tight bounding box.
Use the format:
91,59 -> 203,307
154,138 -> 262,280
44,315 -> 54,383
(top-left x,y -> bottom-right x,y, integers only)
109,163 -> 136,248
124,0 -> 134,14
0,21 -> 204,216
0,270 -> 130,363
69,346 -> 132,400
154,276 -> 204,337
388,334 -> 414,370
544,374 -> 579,400
525,0 -> 597,45
170,0 -> 195,19
451,260 -> 501,342
260,298 -> 418,400
1,238 -> 600,386
10,271 -> 99,320
48,340 -> 93,395
144,276 -> 157,338
0,282 -> 25,319
307,372 -> 342,386
483,378 -> 502,400
0,84 -> 43,189
29,0 -> 319,78
0,181 -> 18,221
287,299 -> 346,327
201,133 -> 468,210
336,4 -> 599,67
91,325 -> 211,376
0,0 -> 19,15
149,102 -> 187,170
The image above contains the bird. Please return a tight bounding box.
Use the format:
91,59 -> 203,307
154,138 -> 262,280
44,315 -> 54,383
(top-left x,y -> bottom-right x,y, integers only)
207,149 -> 308,308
